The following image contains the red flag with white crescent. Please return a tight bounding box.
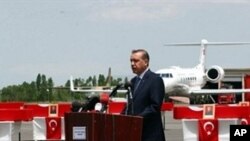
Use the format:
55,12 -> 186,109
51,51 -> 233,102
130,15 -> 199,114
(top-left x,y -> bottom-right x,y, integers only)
241,118 -> 250,125
46,117 -> 61,139
198,119 -> 218,141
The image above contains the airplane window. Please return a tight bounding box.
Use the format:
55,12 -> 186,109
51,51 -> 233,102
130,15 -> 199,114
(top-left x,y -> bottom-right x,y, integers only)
158,73 -> 173,78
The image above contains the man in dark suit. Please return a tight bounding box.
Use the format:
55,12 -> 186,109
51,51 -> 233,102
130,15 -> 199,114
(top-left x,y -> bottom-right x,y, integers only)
122,49 -> 166,141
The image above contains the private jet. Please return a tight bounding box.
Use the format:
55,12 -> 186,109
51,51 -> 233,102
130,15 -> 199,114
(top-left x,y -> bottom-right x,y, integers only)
155,39 -> 250,103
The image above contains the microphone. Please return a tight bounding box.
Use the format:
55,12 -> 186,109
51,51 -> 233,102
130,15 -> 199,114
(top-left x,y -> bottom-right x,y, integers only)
123,81 -> 132,99
71,101 -> 83,112
124,81 -> 132,89
109,83 -> 123,97
71,96 -> 100,112
83,96 -> 100,111
72,83 -> 133,113
109,82 -> 132,97
123,81 -> 133,115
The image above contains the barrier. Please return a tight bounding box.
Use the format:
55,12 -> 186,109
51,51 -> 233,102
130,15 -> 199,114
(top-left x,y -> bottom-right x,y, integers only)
24,103 -> 71,140
0,102 -> 24,109
174,104 -> 250,141
33,117 -> 65,140
182,118 -> 239,141
0,101 -> 172,140
0,102 -> 33,140
108,101 -> 173,114
108,102 -> 126,114
0,121 -> 21,140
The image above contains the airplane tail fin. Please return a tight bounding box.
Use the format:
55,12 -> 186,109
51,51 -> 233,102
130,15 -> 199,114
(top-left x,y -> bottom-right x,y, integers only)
105,67 -> 112,87
165,39 -> 250,71
164,39 -> 208,71
70,76 -> 75,92
197,39 -> 207,71
197,39 -> 250,70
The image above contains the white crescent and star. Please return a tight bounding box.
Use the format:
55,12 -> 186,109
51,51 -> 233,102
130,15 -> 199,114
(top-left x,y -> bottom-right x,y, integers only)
48,119 -> 58,131
241,118 -> 248,125
203,121 -> 215,135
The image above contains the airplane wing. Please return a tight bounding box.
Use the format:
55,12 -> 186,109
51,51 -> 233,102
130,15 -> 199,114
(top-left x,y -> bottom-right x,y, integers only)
169,96 -> 190,104
190,89 -> 250,94
169,89 -> 250,104
70,88 -> 127,93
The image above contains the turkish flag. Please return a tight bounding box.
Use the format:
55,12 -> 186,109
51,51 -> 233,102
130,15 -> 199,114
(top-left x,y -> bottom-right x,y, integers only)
241,118 -> 250,125
46,117 -> 61,139
198,119 -> 218,141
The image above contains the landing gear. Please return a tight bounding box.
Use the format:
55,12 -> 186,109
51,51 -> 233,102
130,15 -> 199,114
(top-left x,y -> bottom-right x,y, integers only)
189,94 -> 214,104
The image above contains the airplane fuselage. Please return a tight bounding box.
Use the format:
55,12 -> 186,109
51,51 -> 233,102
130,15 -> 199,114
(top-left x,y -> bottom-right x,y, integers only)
156,66 -> 206,96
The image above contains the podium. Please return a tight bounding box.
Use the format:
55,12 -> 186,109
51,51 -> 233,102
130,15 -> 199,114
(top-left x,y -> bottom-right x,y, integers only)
64,112 -> 143,141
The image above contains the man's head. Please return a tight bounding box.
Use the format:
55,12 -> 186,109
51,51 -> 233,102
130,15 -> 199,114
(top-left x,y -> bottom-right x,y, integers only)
130,49 -> 150,75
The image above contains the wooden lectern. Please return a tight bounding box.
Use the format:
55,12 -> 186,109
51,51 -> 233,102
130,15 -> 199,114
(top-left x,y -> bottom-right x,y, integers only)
64,112 -> 143,141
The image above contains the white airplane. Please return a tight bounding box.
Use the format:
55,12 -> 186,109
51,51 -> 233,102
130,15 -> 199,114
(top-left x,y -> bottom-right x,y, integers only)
70,76 -> 125,92
155,39 -> 250,102
69,76 -> 129,104
69,67 -> 127,94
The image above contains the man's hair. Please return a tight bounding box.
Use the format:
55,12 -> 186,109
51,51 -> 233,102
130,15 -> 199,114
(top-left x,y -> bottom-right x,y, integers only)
131,49 -> 150,62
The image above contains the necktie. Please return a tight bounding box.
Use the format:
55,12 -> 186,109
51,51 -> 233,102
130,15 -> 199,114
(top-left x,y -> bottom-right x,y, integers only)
133,76 -> 141,93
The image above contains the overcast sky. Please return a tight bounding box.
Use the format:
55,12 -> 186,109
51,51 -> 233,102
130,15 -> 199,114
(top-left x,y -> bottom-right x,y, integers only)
0,0 -> 250,88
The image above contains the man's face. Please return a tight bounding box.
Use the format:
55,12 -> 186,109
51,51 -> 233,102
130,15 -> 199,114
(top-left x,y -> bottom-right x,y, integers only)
130,52 -> 148,75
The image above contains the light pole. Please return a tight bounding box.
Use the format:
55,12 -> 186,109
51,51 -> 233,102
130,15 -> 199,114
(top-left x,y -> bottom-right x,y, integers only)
46,89 -> 50,103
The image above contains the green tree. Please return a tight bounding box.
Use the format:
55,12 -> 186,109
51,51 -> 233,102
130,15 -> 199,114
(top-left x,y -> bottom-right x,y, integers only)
92,75 -> 97,86
98,74 -> 105,86
36,73 -> 41,91
124,77 -> 128,83
47,77 -> 54,102
0,73 -> 128,102
86,76 -> 93,86
38,74 -> 48,101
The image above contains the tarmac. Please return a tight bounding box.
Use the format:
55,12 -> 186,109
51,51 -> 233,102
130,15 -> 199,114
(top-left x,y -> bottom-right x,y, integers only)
16,110 -> 183,141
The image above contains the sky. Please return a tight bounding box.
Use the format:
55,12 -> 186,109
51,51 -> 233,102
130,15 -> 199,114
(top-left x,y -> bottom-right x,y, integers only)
1,0 -> 250,88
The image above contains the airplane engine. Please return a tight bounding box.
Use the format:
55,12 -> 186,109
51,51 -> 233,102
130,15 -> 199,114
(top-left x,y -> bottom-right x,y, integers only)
205,65 -> 225,83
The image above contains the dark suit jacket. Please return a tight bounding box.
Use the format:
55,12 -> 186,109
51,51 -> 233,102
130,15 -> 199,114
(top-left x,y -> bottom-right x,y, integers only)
125,70 -> 166,141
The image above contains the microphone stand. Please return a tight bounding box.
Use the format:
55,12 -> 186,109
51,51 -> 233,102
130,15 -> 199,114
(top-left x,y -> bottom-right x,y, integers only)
125,86 -> 133,115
